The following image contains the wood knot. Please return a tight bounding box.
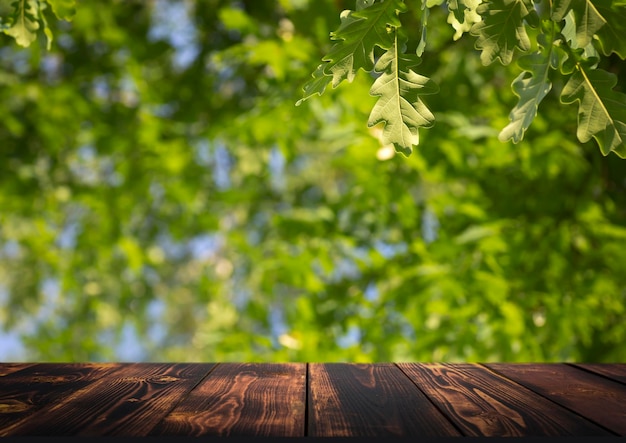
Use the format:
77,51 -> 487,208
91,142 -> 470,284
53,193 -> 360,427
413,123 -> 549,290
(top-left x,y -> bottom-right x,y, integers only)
0,400 -> 31,413
150,375 -> 179,383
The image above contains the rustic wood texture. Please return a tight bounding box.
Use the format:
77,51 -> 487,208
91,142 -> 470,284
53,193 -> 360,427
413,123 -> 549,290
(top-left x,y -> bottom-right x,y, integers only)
0,363 -> 213,436
0,362 -> 624,437
572,363 -> 626,384
308,363 -> 461,437
0,364 -> 35,377
486,363 -> 626,435
150,363 -> 306,437
397,363 -> 610,437
0,363 -> 123,435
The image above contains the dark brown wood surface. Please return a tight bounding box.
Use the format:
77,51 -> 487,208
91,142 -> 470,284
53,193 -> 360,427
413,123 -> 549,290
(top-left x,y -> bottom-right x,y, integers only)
0,364 -> 35,377
0,363 -> 124,435
572,363 -> 626,384
397,363 -> 610,437
150,363 -> 306,437
0,362 -> 623,437
1,363 -> 214,436
486,363 -> 626,435
308,363 -> 461,437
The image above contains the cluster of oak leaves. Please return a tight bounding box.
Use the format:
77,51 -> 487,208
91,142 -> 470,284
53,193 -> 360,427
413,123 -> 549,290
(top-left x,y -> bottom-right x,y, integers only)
296,0 -> 626,158
2,0 -> 626,156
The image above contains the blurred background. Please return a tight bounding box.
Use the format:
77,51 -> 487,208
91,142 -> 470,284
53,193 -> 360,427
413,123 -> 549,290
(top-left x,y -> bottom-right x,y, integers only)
1,0 -> 625,362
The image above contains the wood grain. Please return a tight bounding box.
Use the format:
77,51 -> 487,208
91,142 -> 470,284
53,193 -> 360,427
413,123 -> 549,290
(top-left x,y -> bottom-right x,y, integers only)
1,363 -> 624,437
486,363 -> 626,435
0,364 -> 35,377
0,363 -> 213,436
0,363 -> 123,435
308,363 -> 461,437
572,363 -> 626,385
398,363 -> 610,436
150,363 -> 306,437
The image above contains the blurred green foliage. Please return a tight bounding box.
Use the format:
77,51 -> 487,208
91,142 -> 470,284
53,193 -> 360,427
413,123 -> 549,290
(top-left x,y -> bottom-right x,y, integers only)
0,0 -> 625,362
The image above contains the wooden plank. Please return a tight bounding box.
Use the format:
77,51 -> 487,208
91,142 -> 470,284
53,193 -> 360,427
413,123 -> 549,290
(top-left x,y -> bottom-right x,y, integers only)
572,363 -> 626,385
1,363 -> 214,436
0,363 -> 123,435
308,363 -> 461,437
0,364 -> 36,377
398,363 -> 610,437
150,363 -> 306,437
486,363 -> 626,435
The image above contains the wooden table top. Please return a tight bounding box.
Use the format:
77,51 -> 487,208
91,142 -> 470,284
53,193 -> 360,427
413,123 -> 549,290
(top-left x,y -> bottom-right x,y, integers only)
0,362 -> 624,437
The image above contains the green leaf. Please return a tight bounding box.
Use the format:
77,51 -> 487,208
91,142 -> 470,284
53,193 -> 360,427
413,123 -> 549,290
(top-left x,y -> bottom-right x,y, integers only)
499,34 -> 558,143
5,0 -> 40,48
561,65 -> 626,157
416,0 -> 429,57
45,0 -> 76,21
447,0 -> 467,23
296,64 -> 332,105
560,9 -> 578,47
322,0 -> 407,87
357,0 -> 376,10
593,0 -> 626,58
471,0 -> 538,65
367,31 -> 439,155
40,2 -> 53,50
447,0 -> 482,40
552,0 -> 606,49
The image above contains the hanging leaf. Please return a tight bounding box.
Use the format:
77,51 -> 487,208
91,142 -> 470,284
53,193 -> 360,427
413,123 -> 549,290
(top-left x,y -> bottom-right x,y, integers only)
45,0 -> 76,21
593,0 -> 626,58
499,33 -> 558,143
447,0 -> 467,23
559,9 -> 578,46
471,0 -> 538,65
321,0 -> 407,87
552,0 -> 606,49
416,0 -> 429,56
447,0 -> 482,40
561,64 -> 626,157
39,1 -> 53,50
4,0 -> 41,48
298,0 -> 406,104
296,64 -> 332,105
367,31 -> 439,155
